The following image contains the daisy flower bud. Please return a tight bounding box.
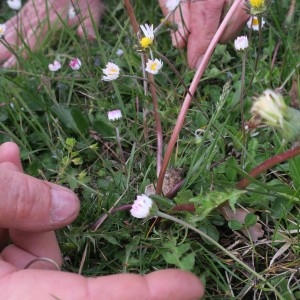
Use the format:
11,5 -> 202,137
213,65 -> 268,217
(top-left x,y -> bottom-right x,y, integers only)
130,194 -> 155,219
145,58 -> 163,75
107,109 -> 122,121
7,0 -> 21,10
48,60 -> 62,72
102,62 -> 120,81
69,58 -> 82,70
165,0 -> 180,12
234,36 -> 249,51
68,5 -> 77,19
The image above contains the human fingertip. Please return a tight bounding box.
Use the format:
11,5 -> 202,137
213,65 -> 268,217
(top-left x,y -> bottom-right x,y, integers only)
0,141 -> 19,152
50,186 -> 80,223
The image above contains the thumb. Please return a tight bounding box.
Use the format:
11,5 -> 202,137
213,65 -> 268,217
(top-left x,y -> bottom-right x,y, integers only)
0,164 -> 79,232
0,142 -> 23,171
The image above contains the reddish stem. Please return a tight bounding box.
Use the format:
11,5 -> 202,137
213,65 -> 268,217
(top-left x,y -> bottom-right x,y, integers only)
236,146 -> 300,189
148,73 -> 163,176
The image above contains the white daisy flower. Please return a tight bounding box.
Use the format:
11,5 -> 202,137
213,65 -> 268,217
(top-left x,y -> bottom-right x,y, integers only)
145,58 -> 163,75
102,62 -> 120,81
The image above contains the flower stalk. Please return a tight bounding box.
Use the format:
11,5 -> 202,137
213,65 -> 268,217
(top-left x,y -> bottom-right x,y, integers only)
156,0 -> 244,194
124,0 -> 163,177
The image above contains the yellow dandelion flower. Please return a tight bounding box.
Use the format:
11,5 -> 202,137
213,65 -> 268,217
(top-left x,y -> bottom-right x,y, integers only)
249,0 -> 264,9
246,0 -> 268,16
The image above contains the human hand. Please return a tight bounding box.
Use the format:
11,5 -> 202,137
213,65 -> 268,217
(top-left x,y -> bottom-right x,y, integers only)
0,0 -> 104,68
159,0 -> 250,69
0,142 -> 204,299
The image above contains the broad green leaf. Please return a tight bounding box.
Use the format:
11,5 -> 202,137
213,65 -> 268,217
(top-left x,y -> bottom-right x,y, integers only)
191,189 -> 246,221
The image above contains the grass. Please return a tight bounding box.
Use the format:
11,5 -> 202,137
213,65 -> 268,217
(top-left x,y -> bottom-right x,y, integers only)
1,0 -> 300,298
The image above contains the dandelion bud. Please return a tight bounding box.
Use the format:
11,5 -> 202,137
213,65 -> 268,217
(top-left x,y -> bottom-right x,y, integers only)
251,90 -> 300,142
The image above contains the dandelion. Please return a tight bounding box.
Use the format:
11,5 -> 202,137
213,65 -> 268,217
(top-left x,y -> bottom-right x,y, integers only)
234,36 -> 249,51
139,24 -> 154,49
251,89 -> 300,142
246,0 -> 268,15
0,24 -> 7,38
107,109 -> 122,121
130,195 -> 154,219
251,90 -> 286,127
145,58 -> 163,75
69,58 -> 81,70
165,0 -> 180,12
249,0 -> 265,10
48,60 -> 62,72
102,62 -> 120,81
68,5 -> 77,19
247,16 -> 265,31
7,0 -> 21,10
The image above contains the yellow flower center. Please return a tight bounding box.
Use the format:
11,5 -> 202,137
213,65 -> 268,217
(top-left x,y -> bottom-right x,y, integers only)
0,28 -> 3,34
139,37 -> 153,49
252,17 -> 259,26
150,63 -> 158,71
110,68 -> 118,74
249,0 -> 264,9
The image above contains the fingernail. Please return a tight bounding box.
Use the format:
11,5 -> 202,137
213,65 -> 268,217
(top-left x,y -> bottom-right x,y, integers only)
195,56 -> 204,69
50,187 -> 79,222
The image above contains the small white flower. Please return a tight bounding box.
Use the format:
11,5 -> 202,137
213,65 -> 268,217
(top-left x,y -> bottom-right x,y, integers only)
130,194 -> 153,219
234,36 -> 249,51
116,49 -> 124,56
69,58 -> 81,70
145,58 -> 163,75
48,60 -> 62,72
247,16 -> 265,31
107,109 -> 122,121
0,23 -> 7,38
102,62 -> 120,81
7,0 -> 21,10
140,24 -> 154,40
165,0 -> 180,12
68,5 -> 77,19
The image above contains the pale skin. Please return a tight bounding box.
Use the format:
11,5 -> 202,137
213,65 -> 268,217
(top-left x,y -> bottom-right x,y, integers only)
0,0 -> 250,68
0,0 -> 249,298
0,142 -> 204,299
